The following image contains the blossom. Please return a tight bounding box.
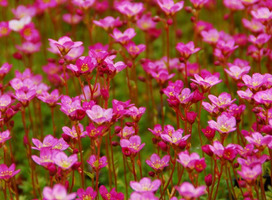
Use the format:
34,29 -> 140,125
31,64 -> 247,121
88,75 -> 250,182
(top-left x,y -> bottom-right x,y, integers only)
130,192 -> 158,200
254,89 -> 272,108
201,29 -> 219,45
14,89 -> 36,107
86,105 -> 113,124
62,123 -> 87,139
0,22 -> 11,37
177,151 -> 201,170
59,96 -> 86,121
146,154 -> 170,171
208,92 -> 236,109
242,18 -> 264,33
208,113 -> 236,134
0,164 -> 20,181
176,41 -> 200,60
191,74 -> 222,91
9,16 -> 31,32
237,88 -> 253,101
0,63 -> 12,80
32,149 -> 57,168
99,185 -> 124,200
161,128 -> 190,146
225,66 -> 250,81
67,56 -> 96,76
48,36 -> 83,56
175,182 -> 206,199
245,132 -> 271,149
157,0 -> 184,16
0,94 -> 12,112
16,41 -> 41,54
137,13 -> 157,31
93,16 -> 122,31
130,177 -> 161,193
237,164 -> 262,183
125,41 -> 146,58
190,0 -> 209,9
242,73 -> 266,92
53,152 -> 78,170
62,14 -> 82,25
43,184 -> 76,200
87,155 -> 108,170
223,0 -> 244,11
110,28 -> 136,45
115,1 -> 144,18
251,7 -> 272,22
72,0 -> 95,10
0,130 -> 11,145
76,187 -> 97,200
38,89 -> 61,107
120,135 -> 145,154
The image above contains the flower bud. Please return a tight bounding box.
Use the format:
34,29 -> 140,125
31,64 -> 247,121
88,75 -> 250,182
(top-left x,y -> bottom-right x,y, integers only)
205,174 -> 212,187
148,171 -> 155,177
13,52 -> 22,60
152,16 -> 160,22
73,149 -> 79,154
72,162 -> 81,170
202,145 -> 213,156
111,141 -> 119,146
62,134 -> 71,143
48,163 -> 57,176
167,19 -> 173,26
186,111 -> 197,124
158,141 -> 168,152
59,58 -> 65,65
122,147 -> 131,156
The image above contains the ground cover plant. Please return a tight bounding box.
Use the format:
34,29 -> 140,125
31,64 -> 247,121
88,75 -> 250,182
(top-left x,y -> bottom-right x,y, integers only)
0,0 -> 272,199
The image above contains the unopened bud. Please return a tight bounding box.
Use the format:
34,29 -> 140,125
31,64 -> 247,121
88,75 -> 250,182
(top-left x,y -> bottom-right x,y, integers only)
205,174 -> 212,187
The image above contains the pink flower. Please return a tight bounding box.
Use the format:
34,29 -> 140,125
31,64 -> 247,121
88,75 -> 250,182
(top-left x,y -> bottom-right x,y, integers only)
14,89 -> 36,107
9,16 -> 31,32
130,192 -> 158,200
99,185 -> 124,200
176,41 -> 200,60
48,36 -> 83,56
237,164 -> 262,183
59,96 -> 86,121
157,0 -> 184,16
110,28 -> 136,45
72,0 -> 95,10
125,41 -> 146,58
146,154 -> 170,171
62,123 -> 87,139
177,150 -> 200,170
16,41 -> 41,54
38,89 -> 61,107
201,29 -> 219,45
225,66 -> 250,81
0,94 -> 12,112
223,0 -> 244,11
53,152 -> 78,170
208,92 -> 236,109
62,13 -> 82,25
130,177 -> 161,193
115,1 -> 144,18
76,187 -> 97,200
0,22 -> 11,37
175,182 -> 206,199
120,135 -> 145,154
248,33 -> 271,49
191,74 -> 222,91
161,128 -> 190,146
127,106 -> 146,122
67,56 -> 96,76
251,7 -> 272,22
0,130 -> 11,145
43,184 -> 76,200
254,88 -> 272,108
32,149 -> 57,168
87,155 -> 108,170
242,73 -> 266,92
0,63 -> 12,80
190,0 -> 209,9
237,88 -> 253,101
86,105 -> 113,124
0,164 -> 20,181
93,16 -> 122,31
242,18 -> 264,33
12,5 -> 36,19
208,113 -> 236,134
245,132 -> 271,149
137,13 -> 157,31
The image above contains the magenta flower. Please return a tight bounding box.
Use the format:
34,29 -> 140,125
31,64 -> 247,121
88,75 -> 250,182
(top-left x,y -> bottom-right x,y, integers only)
208,113 -> 236,134
175,182 -> 206,199
128,106 -> 146,122
53,152 -> 78,170
161,128 -> 190,146
242,18 -> 264,33
191,74 -> 222,91
48,36 -> 83,56
93,16 -> 122,31
150,69 -> 175,84
237,164 -> 262,183
208,141 -> 237,160
16,41 -> 41,54
202,101 -> 219,115
237,88 -> 253,101
242,73 -> 266,92
99,185 -> 124,200
0,21 -> 11,37
0,164 -> 20,181
72,0 -> 95,10
208,92 -> 236,110
87,155 -> 107,170
245,132 -> 271,149
157,0 -> 184,16
130,192 -> 158,200
137,13 -> 157,31
38,89 -> 61,107
14,89 -> 36,107
32,149 -> 57,168
43,184 -> 76,200
110,28 -> 136,45
59,96 -> 86,121
177,88 -> 194,105
0,63 -> 12,80
67,56 -> 96,76
86,105 -> 113,125
62,123 -> 87,139
117,126 -> 135,139
62,14 -> 82,25
130,177 -> 161,193
76,187 -> 97,200
201,29 -> 219,45
251,7 -> 272,23
120,135 -> 145,154
237,154 -> 269,168
125,41 -> 146,58
115,1 -> 144,18
146,154 -> 170,172
9,16 -> 31,32
223,0 -> 244,11
254,88 -> 272,108
176,41 -> 200,60
177,150 -> 200,170
0,130 -> 11,145
225,65 -> 250,81
248,33 -> 271,49
0,94 -> 12,112
148,124 -> 163,137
